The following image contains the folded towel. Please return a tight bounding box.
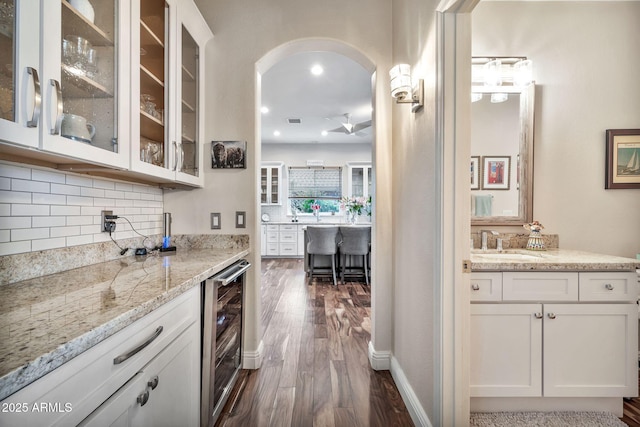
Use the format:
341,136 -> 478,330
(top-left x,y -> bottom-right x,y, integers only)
475,195 -> 492,217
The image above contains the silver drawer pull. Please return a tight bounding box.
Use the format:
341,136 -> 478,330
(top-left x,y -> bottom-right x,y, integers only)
605,283 -> 614,290
113,326 -> 163,365
547,313 -> 556,319
471,284 -> 480,291
137,390 -> 149,406
534,312 -> 543,319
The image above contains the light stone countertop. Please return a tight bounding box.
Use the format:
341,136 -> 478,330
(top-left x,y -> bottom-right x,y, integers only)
0,247 -> 249,401
470,248 -> 640,272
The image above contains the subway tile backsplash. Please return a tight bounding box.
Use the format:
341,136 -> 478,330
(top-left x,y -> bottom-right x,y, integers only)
0,162 -> 164,256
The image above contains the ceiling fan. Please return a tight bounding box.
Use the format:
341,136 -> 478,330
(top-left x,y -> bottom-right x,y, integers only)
327,113 -> 371,136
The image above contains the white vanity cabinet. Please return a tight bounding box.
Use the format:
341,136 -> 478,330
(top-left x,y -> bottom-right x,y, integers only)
0,287 -> 200,427
471,271 -> 638,400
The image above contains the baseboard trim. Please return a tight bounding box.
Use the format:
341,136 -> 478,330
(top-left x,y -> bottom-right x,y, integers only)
368,341 -> 391,370
390,356 -> 433,427
242,340 -> 264,369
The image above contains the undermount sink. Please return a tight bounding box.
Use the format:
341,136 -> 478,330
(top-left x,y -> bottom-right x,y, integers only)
471,250 -> 545,261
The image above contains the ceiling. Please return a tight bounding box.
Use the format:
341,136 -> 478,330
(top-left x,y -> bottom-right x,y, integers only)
260,51 -> 373,145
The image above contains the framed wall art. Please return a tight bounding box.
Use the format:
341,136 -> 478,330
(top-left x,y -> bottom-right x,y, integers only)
211,140 -> 247,169
605,129 -> 640,189
471,156 -> 480,190
482,156 -> 510,190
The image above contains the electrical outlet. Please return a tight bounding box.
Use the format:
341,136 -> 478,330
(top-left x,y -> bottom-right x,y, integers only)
102,210 -> 114,233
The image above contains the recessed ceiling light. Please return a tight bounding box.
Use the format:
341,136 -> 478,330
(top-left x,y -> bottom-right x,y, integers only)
261,106 -> 269,114
310,64 -> 323,76
273,130 -> 281,136
321,130 -> 328,136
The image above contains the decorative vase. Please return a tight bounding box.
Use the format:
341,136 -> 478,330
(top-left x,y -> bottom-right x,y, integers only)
348,211 -> 358,225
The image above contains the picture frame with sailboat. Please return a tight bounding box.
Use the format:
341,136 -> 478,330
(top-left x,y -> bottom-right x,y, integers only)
605,129 -> 640,189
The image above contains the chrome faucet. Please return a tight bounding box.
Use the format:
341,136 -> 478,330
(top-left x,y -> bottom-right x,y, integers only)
480,230 -> 499,250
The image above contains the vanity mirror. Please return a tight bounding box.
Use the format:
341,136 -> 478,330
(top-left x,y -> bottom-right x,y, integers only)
471,58 -> 535,226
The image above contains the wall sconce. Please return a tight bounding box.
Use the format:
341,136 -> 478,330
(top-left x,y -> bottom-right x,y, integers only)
389,64 -> 424,112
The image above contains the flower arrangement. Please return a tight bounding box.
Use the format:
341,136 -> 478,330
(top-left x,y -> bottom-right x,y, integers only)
341,196 -> 368,215
311,203 -> 320,213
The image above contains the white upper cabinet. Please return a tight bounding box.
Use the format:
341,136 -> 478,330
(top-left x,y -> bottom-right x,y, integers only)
347,162 -> 372,199
0,0 -> 211,187
40,0 -> 130,168
0,0 -> 41,148
130,0 -> 211,187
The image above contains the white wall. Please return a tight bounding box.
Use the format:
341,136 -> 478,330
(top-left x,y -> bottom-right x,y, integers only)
473,1 -> 640,258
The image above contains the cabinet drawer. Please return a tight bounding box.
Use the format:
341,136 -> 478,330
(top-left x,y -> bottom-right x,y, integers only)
266,224 -> 279,232
279,243 -> 297,255
266,231 -> 278,242
266,243 -> 279,255
470,273 -> 503,302
503,272 -> 578,301
279,224 -> 297,232
579,272 -> 638,302
279,231 -> 297,243
0,287 -> 199,426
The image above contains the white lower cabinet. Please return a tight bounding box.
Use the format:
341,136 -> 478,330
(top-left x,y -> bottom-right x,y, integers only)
471,271 -> 638,400
0,287 -> 200,427
79,320 -> 200,426
261,224 -> 304,257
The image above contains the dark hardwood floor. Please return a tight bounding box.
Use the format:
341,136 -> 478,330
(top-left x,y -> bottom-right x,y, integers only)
215,258 -> 414,427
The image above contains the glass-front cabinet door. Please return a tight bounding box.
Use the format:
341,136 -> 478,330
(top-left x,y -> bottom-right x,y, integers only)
347,162 -> 372,199
39,0 -> 129,168
0,0 -> 40,148
131,0 -> 209,186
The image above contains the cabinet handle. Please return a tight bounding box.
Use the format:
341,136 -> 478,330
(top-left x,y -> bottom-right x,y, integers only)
26,67 -> 41,128
534,312 -> 543,319
547,313 -> 556,319
471,283 -> 480,291
148,375 -> 159,390
49,79 -> 63,135
605,283 -> 614,290
137,390 -> 149,406
113,326 -> 163,364
172,141 -> 178,171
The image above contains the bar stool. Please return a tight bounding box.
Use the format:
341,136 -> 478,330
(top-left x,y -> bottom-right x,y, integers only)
338,226 -> 371,285
306,226 -> 339,286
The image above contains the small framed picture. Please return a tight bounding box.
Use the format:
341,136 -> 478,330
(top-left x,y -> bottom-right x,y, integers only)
211,141 -> 247,169
605,129 -> 640,189
482,156 -> 510,190
470,156 -> 480,190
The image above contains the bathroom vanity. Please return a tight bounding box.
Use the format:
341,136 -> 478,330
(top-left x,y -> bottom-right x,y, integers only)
469,249 -> 640,416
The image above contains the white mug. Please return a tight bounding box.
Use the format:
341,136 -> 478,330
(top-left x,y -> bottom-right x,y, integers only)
61,114 -> 96,143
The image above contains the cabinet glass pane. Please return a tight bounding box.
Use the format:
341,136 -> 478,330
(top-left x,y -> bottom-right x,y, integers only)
271,168 -> 278,204
351,168 -> 364,197
139,0 -> 167,167
261,168 -> 268,203
60,0 -> 118,152
180,25 -> 198,176
0,0 -> 15,122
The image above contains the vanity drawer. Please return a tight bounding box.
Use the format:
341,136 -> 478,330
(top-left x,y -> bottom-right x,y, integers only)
503,272 -> 578,301
266,224 -> 279,232
470,273 -> 503,302
279,224 -> 297,232
266,231 -> 278,243
579,272 -> 638,302
266,242 -> 279,255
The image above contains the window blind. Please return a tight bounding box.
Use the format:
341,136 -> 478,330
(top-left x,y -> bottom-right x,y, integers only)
288,167 -> 342,200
